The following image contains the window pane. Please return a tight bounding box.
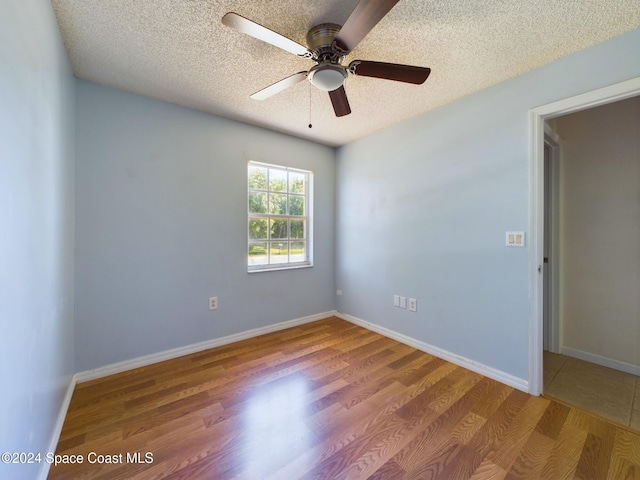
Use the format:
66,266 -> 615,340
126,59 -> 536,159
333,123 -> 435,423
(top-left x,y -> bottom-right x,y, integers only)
248,163 -> 312,271
269,193 -> 287,215
290,241 -> 306,263
289,195 -> 304,216
248,218 -> 268,239
249,242 -> 268,265
270,218 -> 288,239
289,172 -> 305,193
248,192 -> 267,214
269,169 -> 287,192
290,219 -> 305,239
269,242 -> 289,264
248,166 -> 267,189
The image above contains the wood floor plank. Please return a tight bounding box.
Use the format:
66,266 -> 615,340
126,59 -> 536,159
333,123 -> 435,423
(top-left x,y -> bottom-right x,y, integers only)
608,428 -> 640,480
265,381 -> 413,480
504,430 -> 555,479
49,317 -> 640,479
393,377 -> 498,473
574,432 -> 614,480
469,459 -> 509,480
538,423 -> 589,480
331,371 -> 487,479
421,389 -> 530,479
486,396 -> 551,471
535,398 -> 571,440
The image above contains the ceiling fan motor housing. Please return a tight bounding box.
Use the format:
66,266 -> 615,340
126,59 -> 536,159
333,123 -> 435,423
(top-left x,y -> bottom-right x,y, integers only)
306,23 -> 343,62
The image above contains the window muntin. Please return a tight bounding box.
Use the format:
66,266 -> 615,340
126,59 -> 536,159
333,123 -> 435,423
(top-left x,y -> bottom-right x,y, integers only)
248,162 -> 312,271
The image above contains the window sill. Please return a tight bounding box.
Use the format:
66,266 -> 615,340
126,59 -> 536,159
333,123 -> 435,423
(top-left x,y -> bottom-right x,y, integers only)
247,263 -> 313,274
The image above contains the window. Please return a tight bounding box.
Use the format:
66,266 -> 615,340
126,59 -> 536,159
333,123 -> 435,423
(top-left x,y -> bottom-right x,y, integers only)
248,162 -> 312,271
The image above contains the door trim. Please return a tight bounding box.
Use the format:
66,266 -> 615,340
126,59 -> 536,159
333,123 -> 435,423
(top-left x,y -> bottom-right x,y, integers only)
528,76 -> 640,396
543,131 -> 561,354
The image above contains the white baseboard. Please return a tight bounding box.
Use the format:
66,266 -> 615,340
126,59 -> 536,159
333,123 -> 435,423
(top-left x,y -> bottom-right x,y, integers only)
38,374 -> 78,480
75,310 -> 338,383
562,346 -> 640,376
337,312 -> 529,393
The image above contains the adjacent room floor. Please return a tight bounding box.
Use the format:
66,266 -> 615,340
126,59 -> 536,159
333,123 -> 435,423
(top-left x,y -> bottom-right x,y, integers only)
544,351 -> 640,431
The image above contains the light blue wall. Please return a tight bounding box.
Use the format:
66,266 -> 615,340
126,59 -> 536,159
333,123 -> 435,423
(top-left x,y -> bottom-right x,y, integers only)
0,1 -> 75,479
0,3 -> 637,469
74,81 -> 336,371
335,28 -> 640,382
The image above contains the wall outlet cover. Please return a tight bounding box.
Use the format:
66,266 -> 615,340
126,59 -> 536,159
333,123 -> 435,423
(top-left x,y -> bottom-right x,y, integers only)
209,297 -> 218,310
408,298 -> 417,312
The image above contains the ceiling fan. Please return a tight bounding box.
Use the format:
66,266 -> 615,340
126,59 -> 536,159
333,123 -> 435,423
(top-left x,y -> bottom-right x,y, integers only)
222,0 -> 431,117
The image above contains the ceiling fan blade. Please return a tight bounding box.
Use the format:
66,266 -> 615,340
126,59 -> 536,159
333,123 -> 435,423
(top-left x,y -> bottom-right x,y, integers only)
329,86 -> 351,117
250,72 -> 308,101
334,0 -> 400,53
222,12 -> 312,58
349,60 -> 431,84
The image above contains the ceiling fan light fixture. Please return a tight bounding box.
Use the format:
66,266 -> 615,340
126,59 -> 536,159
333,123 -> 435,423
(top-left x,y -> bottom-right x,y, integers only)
222,0 -> 430,117
307,64 -> 347,92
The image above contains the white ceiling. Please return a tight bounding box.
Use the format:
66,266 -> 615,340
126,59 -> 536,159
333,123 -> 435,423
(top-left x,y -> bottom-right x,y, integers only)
51,0 -> 640,147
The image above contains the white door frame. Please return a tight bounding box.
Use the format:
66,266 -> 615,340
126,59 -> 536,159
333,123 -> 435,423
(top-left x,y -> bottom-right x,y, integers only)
528,76 -> 640,396
543,127 -> 561,354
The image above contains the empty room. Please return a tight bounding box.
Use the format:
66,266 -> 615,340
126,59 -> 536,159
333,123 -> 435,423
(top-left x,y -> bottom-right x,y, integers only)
2,0 -> 640,479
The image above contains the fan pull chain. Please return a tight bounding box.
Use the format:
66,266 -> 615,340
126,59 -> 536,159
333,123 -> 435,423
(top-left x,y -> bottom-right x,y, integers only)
308,82 -> 313,129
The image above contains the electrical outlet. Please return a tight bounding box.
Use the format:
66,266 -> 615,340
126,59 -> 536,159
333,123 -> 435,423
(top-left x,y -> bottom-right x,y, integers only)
393,295 -> 400,307
209,297 -> 218,310
336,289 -> 342,296
408,298 -> 417,312
400,296 -> 407,309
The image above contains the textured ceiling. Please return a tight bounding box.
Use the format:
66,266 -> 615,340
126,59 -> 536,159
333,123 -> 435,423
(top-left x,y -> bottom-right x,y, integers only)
51,0 -> 640,147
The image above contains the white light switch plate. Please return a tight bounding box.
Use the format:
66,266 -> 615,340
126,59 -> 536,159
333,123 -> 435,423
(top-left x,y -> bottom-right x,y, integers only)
506,231 -> 525,247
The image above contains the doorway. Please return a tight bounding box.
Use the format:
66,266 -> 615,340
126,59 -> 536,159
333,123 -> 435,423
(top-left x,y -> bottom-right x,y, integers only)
530,79 -> 640,428
528,76 -> 640,398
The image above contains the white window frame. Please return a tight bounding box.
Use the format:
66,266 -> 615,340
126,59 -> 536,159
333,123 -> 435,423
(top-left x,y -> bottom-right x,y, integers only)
247,161 -> 313,272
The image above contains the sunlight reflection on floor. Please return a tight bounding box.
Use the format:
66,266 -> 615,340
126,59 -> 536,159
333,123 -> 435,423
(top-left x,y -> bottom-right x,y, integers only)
240,375 -> 317,478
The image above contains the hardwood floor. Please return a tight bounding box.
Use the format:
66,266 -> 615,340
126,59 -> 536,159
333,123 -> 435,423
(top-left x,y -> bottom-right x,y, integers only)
49,317 -> 640,479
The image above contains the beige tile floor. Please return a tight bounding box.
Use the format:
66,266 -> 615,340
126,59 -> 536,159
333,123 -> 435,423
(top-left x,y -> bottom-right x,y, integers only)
544,351 -> 640,431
